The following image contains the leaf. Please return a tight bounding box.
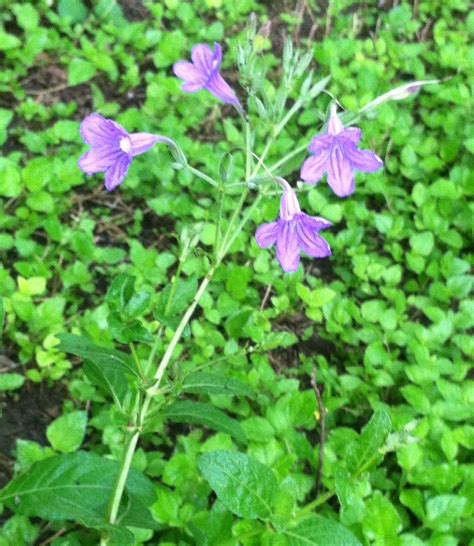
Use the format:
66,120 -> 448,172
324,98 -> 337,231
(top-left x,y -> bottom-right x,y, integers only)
57,334 -> 137,377
163,401 -> 246,444
0,452 -> 159,530
0,373 -> 25,392
198,451 -> 277,520
68,58 -> 96,86
347,410 -> 391,473
156,277 -> 198,328
182,371 -> 254,398
58,0 -> 89,23
106,274 -> 136,313
284,515 -> 362,545
46,411 -> 88,453
0,296 -> 4,350
57,334 -> 138,406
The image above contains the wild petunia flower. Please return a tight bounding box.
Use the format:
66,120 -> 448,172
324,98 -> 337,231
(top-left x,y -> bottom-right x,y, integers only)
78,113 -> 172,191
255,182 -> 331,273
300,104 -> 383,198
173,43 -> 242,112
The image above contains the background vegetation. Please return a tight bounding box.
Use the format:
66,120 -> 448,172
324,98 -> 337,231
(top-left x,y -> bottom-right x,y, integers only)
0,0 -> 472,544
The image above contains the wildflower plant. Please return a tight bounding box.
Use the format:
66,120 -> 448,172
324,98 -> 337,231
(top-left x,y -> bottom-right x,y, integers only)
0,16 -> 440,546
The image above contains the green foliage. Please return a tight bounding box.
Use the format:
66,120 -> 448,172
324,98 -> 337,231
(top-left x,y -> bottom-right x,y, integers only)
198,450 -> 278,520
0,451 -> 158,536
46,410 -> 87,453
0,0 -> 472,544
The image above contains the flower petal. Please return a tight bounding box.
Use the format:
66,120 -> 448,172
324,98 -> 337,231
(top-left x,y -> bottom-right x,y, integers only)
308,134 -> 333,154
255,221 -> 280,248
300,151 -> 330,185
276,221 -> 300,273
104,154 -> 131,191
279,188 -> 301,220
205,72 -> 240,106
78,145 -> 122,174
296,218 -> 332,258
129,133 -> 160,156
343,144 -> 384,173
340,127 -> 361,145
327,106 -> 344,135
191,44 -> 214,73
327,144 -> 355,197
299,213 -> 332,231
80,113 -> 126,146
173,61 -> 206,88
212,43 -> 222,69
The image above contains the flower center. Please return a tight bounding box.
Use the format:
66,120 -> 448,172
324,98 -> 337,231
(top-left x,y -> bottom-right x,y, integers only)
119,137 -> 131,154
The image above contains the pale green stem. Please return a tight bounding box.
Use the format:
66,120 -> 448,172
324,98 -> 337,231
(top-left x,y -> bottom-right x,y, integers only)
214,186 -> 225,259
102,111 -> 275,543
106,431 -> 140,525
187,165 -> 219,188
164,257 -> 184,317
295,451 -> 381,518
269,142 -> 307,173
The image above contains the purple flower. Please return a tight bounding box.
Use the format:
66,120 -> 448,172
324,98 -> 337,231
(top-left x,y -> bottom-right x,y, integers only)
78,113 -> 171,191
300,105 -> 383,198
255,184 -> 331,273
173,43 -> 242,112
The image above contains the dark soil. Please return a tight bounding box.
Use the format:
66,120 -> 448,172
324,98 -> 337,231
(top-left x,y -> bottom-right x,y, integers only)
0,381 -> 67,487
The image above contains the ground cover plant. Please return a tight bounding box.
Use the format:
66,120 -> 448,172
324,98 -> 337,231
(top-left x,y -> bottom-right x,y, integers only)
0,0 -> 472,545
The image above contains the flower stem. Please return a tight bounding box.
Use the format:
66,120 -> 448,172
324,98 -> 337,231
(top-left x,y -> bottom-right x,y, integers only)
106,430 -> 140,525
187,164 -> 219,187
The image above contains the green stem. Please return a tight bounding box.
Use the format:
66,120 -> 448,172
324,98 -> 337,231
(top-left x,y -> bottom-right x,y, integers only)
187,165 -> 219,188
214,186 -> 225,259
296,451 -> 381,517
164,257 -> 184,317
106,430 -> 140,525
269,142 -> 307,173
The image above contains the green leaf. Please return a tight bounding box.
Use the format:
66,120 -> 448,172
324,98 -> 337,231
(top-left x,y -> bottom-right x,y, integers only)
198,451 -> 277,520
163,401 -> 246,443
46,411 -> 87,453
0,159 -> 22,197
425,495 -> 467,531
0,452 -> 159,530
362,493 -> 402,542
0,373 -> 25,392
0,30 -> 21,50
0,296 -> 4,350
409,231 -> 435,256
68,58 -> 97,86
106,274 -> 136,312
58,0 -> 89,23
284,515 -> 362,545
157,277 -> 198,321
347,410 -> 391,472
182,371 -> 254,398
57,334 -> 137,377
57,334 -> 138,406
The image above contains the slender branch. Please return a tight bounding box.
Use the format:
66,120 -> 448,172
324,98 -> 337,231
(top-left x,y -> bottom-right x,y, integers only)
186,165 -> 219,187
310,370 -> 326,497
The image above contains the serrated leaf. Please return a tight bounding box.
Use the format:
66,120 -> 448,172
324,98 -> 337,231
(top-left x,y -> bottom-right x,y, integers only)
182,371 -> 254,398
284,515 -> 362,545
163,401 -> 246,443
198,451 -> 277,520
0,452 -> 160,530
347,410 -> 391,472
